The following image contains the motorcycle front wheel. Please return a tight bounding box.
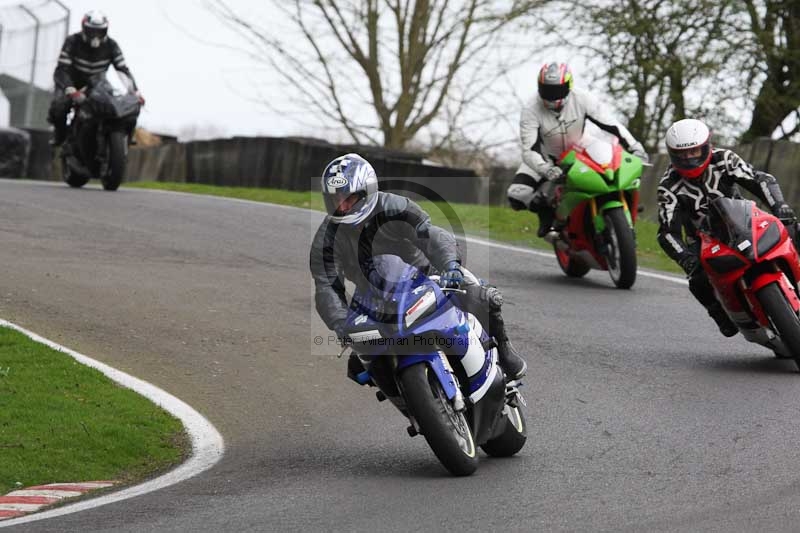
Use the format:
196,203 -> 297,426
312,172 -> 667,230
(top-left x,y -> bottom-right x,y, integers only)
400,363 -> 478,476
603,207 -> 637,289
102,131 -> 128,191
756,282 -> 800,372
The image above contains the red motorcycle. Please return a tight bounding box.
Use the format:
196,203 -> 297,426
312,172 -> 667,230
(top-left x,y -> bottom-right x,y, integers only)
698,197 -> 800,369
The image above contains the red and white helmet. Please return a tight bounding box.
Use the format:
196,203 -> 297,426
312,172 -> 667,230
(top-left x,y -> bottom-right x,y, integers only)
81,10 -> 108,48
538,62 -> 573,112
665,118 -> 712,179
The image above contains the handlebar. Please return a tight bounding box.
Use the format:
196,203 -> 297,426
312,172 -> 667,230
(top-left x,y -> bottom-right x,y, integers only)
338,345 -> 352,358
440,287 -> 466,294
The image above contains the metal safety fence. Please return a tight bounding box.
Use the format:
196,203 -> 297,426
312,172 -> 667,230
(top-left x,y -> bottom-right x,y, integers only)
0,0 -> 68,128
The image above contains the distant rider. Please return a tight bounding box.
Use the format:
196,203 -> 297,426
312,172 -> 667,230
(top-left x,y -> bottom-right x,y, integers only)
309,153 -> 528,382
47,10 -> 144,146
507,62 -> 648,237
657,118 -> 797,337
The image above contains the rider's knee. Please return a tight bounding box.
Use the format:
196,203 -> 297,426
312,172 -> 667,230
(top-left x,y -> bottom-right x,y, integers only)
507,183 -> 535,211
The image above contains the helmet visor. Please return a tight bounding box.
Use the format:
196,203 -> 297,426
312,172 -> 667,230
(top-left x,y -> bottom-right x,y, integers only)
83,26 -> 107,40
668,144 -> 710,170
324,191 -> 366,217
538,83 -> 570,102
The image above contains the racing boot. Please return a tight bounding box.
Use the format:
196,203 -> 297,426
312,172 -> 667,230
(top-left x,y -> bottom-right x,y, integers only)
536,206 -> 555,238
707,302 -> 738,337
49,125 -> 67,147
346,352 -> 373,386
489,310 -> 527,380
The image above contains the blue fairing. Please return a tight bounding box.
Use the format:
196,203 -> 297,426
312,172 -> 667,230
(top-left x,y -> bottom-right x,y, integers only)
396,353 -> 458,399
345,255 -> 488,398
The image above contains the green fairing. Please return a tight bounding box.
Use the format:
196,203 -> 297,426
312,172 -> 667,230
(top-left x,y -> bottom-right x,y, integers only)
617,154 -> 643,190
560,151 -> 577,167
552,146 -> 642,289
556,150 -> 643,219
593,200 -> 627,232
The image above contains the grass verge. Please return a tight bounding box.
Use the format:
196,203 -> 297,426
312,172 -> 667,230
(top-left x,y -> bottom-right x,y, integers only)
0,326 -> 189,495
126,181 -> 681,274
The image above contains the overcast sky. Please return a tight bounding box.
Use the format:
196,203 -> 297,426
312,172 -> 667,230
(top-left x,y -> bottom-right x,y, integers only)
48,0 -> 301,139
0,0 -> 612,147
50,0 -> 567,144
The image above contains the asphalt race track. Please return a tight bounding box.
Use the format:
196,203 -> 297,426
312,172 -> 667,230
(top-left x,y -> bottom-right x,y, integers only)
4,179 -> 800,532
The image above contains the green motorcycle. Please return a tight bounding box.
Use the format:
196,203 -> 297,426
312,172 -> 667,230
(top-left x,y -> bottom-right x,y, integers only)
544,136 -> 645,289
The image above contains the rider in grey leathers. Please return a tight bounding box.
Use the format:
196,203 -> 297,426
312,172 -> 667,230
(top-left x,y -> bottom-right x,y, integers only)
310,153 -> 527,382
507,62 -> 648,237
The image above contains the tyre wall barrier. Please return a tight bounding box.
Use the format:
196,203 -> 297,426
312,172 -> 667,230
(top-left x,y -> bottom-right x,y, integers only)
490,145 -> 798,221
124,136 -> 485,204
0,127 -> 30,178
10,131 -> 800,217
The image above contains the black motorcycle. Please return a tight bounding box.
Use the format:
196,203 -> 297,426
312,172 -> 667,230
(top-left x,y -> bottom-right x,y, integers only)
60,74 -> 141,191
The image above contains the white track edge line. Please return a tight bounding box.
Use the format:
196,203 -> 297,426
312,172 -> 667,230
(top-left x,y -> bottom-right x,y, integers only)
0,319 -> 226,528
5,181 -> 689,286
132,187 -> 688,286
462,235 -> 688,285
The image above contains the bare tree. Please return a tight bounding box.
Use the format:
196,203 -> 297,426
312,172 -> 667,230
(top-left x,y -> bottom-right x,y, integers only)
206,0 -> 547,150
739,0 -> 800,142
560,0 -> 743,150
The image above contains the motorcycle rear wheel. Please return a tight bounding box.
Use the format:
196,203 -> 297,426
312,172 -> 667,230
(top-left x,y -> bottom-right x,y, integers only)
480,401 -> 527,457
64,173 -> 89,188
400,363 -> 478,476
102,131 -> 128,191
756,282 -> 800,371
554,243 -> 590,278
603,207 -> 637,289
61,153 -> 89,188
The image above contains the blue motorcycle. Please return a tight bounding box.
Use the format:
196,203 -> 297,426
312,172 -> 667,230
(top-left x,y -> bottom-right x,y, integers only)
341,255 -> 527,476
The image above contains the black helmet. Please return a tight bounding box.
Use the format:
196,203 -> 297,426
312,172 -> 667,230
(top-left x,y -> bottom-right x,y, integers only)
81,10 -> 108,48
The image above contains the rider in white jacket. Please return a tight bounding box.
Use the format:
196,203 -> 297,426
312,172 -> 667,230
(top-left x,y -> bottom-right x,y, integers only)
507,62 -> 648,237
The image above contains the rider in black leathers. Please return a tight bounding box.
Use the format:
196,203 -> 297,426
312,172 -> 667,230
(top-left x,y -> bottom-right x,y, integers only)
47,10 -> 143,146
657,118 -> 796,337
310,153 -> 528,382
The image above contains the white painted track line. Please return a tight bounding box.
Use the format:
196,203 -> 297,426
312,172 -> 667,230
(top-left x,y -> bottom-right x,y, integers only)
0,320 -> 225,528
133,187 -> 689,286
0,188 -> 681,527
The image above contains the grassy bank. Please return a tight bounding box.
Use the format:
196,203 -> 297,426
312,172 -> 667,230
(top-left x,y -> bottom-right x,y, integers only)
0,326 -> 189,494
127,181 -> 681,274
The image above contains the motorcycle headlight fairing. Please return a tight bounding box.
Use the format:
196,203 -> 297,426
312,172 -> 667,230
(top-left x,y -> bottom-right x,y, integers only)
404,289 -> 438,328
756,222 -> 782,257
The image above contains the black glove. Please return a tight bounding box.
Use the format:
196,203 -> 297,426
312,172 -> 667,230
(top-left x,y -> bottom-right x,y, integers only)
774,203 -> 796,223
439,260 -> 464,289
543,166 -> 563,182
678,254 -> 700,277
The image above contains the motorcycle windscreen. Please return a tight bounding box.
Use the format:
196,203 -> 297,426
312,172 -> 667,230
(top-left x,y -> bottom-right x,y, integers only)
110,94 -> 141,119
706,198 -> 754,254
350,255 -> 419,327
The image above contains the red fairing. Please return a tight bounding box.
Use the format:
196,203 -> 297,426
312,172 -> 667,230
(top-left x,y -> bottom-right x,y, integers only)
610,143 -> 623,170
630,189 -> 640,224
573,143 -> 623,175
700,204 -> 800,330
556,197 -> 607,268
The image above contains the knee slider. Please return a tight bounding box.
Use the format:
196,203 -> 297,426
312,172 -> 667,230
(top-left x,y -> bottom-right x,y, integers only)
507,183 -> 535,211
